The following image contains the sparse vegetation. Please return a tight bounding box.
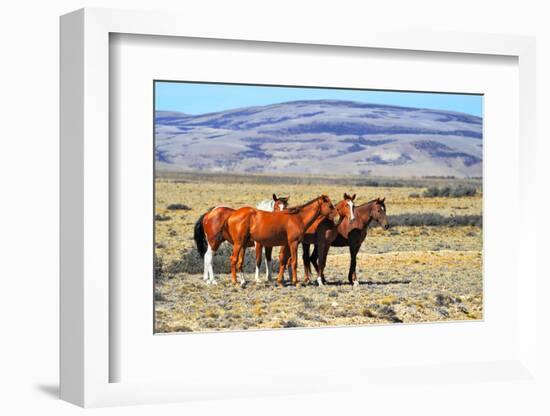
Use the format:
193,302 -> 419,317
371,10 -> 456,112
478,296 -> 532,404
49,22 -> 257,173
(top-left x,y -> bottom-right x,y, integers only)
154,172 -> 482,332
166,203 -> 192,210
388,213 -> 482,227
155,214 -> 171,221
422,185 -> 477,198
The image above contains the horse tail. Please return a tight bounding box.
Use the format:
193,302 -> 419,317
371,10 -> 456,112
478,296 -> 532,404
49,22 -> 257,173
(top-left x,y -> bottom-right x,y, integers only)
194,212 -> 209,258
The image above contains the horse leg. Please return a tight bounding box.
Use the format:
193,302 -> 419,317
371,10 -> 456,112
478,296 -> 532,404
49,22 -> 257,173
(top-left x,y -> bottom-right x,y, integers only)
310,245 -> 320,275
237,245 -> 247,286
302,243 -> 312,285
203,243 -> 212,282
230,243 -> 241,286
319,242 -> 331,286
348,231 -> 361,286
289,241 -> 300,286
254,242 -> 262,283
264,247 -> 273,281
314,240 -> 326,286
204,239 -> 221,284
276,246 -> 290,287
348,245 -> 360,286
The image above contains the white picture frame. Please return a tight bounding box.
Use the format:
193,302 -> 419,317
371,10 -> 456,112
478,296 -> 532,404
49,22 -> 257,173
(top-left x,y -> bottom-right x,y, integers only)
60,7 -> 538,408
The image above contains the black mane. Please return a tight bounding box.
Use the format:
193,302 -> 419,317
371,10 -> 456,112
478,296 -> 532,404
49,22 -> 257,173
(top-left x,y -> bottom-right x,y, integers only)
358,198 -> 386,210
287,196 -> 322,214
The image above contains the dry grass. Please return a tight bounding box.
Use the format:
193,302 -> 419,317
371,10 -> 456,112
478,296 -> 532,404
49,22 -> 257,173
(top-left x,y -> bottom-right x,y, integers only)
154,172 -> 482,333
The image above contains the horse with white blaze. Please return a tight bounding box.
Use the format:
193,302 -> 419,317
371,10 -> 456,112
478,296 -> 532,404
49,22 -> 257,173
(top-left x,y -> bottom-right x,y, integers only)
193,194 -> 289,284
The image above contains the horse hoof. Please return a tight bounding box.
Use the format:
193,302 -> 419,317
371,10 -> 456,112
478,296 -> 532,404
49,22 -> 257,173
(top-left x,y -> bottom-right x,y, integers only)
353,281 -> 359,288
210,279 -> 218,285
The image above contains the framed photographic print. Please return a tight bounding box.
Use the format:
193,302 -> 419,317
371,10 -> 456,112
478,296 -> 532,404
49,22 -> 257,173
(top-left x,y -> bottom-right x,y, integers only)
60,7 -> 539,408
153,80 -> 484,334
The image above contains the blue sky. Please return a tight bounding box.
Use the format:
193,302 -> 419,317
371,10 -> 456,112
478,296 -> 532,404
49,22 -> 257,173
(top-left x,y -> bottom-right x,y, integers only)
155,81 -> 483,117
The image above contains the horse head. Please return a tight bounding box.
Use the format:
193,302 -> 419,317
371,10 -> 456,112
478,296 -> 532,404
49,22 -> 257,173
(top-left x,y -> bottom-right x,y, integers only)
318,195 -> 337,222
372,197 -> 389,230
272,193 -> 290,211
336,193 -> 356,223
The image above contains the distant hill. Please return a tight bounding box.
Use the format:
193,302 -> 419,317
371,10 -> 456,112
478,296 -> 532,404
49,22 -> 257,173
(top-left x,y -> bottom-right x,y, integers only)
155,99 -> 482,177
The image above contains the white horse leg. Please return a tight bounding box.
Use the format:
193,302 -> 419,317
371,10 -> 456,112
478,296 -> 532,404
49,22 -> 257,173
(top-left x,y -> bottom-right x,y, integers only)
239,272 -> 246,286
208,250 -> 217,285
204,244 -> 217,285
203,244 -> 211,282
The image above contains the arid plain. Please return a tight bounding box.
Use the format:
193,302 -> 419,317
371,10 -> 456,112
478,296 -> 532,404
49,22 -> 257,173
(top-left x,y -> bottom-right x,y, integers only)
154,172 -> 482,333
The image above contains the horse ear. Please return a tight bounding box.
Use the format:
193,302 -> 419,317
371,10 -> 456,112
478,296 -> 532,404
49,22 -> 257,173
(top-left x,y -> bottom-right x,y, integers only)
381,197 -> 385,203
351,194 -> 356,201
343,192 -> 349,199
273,194 -> 277,201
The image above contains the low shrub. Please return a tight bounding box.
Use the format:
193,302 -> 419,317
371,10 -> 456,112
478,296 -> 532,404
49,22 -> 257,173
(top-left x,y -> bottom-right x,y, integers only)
154,254 -> 165,280
357,179 -> 405,188
166,242 -> 285,275
385,213 -> 482,227
166,203 -> 192,211
422,186 -> 477,198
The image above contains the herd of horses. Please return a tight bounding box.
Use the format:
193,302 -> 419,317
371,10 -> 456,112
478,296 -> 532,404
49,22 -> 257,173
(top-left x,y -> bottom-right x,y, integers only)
193,193 -> 389,287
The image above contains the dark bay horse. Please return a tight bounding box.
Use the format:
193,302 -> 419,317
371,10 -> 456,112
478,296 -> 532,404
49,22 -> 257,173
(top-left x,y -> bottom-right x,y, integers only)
277,194 -> 357,284
304,197 -> 389,286
193,194 -> 289,284
225,195 -> 337,287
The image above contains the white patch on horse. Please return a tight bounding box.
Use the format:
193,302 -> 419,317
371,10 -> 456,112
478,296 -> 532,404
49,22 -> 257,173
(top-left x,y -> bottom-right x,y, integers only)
256,199 -> 275,212
348,200 -> 355,221
239,272 -> 246,286
204,243 -> 217,284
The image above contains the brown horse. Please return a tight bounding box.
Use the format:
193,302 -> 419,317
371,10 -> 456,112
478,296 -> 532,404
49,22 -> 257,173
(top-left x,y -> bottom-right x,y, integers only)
276,193 -> 357,284
193,194 -> 289,284
225,195 -> 337,287
304,196 -> 389,286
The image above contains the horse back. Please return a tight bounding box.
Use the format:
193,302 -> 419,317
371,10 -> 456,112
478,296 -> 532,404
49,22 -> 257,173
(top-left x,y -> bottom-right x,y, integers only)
204,206 -> 235,243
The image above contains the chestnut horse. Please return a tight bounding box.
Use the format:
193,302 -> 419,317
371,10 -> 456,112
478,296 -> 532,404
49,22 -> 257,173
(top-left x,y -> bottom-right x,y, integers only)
276,194 -> 356,284
193,194 -> 289,284
225,195 -> 337,287
253,197 -> 291,282
303,196 -> 389,286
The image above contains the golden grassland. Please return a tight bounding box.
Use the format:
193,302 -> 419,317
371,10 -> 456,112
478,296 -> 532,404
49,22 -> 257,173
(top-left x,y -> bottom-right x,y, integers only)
154,173 -> 483,333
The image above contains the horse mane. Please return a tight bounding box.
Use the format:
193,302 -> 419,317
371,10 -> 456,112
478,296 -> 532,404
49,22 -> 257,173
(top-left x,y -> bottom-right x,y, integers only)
358,198 -> 386,210
286,196 -> 321,214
